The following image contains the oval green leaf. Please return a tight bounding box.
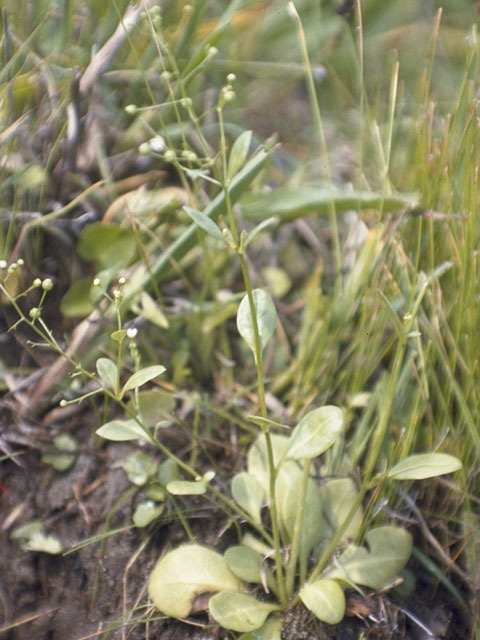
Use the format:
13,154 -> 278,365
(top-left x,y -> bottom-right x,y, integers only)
96,419 -> 152,443
167,479 -> 207,495
287,406 -> 343,460
184,205 -> 225,241
96,357 -> 118,392
228,130 -> 252,181
121,365 -> 166,395
387,453 -> 462,480
148,545 -> 241,618
133,500 -> 164,528
237,289 -> 277,360
300,579 -> 345,625
209,592 -> 279,633
231,472 -> 265,524
224,545 -> 263,584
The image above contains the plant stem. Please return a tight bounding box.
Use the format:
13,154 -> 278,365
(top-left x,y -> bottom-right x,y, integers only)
285,457 -> 311,597
217,100 -> 288,606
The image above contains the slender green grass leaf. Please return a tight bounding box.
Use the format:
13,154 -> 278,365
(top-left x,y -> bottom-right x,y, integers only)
148,545 -> 240,618
300,579 -> 345,625
388,453 -> 462,480
242,186 -> 419,222
209,592 -> 280,633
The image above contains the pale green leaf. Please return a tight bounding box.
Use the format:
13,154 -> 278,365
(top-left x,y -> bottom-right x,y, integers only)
238,614 -> 282,640
276,460 -> 325,555
148,545 -> 241,618
247,433 -> 290,492
96,357 -> 118,391
121,365 -> 166,395
323,526 -> 412,590
231,472 -> 265,524
224,545 -> 263,584
96,419 -> 152,443
300,579 -> 345,625
319,478 -> 363,543
41,434 -> 78,472
237,289 -> 277,360
127,389 -> 175,427
133,500 -> 164,527
184,205 -> 225,241
387,453 -> 462,480
209,592 -> 280,633
261,266 -> 291,298
167,479 -> 207,495
11,520 -> 63,554
140,291 -> 169,329
123,451 -> 157,486
241,186 -> 419,223
228,130 -> 252,181
287,406 -> 343,460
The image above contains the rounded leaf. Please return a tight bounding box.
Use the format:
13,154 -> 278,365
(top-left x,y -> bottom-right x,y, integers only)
237,289 -> 277,359
287,406 -> 343,460
148,545 -> 241,618
231,472 -> 265,524
387,453 -> 462,480
209,592 -> 279,632
300,579 -> 345,625
225,545 -> 263,583
133,500 -> 164,527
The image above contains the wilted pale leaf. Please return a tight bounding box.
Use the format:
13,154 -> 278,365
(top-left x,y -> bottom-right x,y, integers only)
148,545 -> 241,618
323,526 -> 412,590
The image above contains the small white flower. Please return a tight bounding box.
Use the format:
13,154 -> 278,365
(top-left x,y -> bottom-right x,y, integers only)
149,136 -> 165,154
126,327 -> 138,339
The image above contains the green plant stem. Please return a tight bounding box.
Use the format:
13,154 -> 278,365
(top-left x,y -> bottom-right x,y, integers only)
285,457 -> 311,597
217,102 -> 287,606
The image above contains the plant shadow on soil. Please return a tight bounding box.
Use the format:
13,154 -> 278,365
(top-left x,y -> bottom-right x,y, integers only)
0,401 -> 469,640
